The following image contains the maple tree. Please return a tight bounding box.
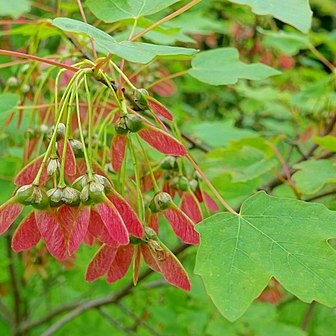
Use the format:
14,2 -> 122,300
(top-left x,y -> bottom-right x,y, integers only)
0,0 -> 336,335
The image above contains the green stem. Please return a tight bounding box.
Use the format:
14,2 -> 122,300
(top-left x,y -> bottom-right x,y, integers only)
128,137 -> 145,221
109,60 -> 137,91
136,135 -> 159,193
75,79 -> 94,180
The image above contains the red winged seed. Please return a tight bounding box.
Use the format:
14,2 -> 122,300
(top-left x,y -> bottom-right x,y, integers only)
86,245 -> 117,282
58,206 -> 90,255
164,207 -> 199,245
57,140 -> 77,176
181,193 -> 203,223
141,244 -> 191,291
15,156 -> 49,186
111,135 -> 127,172
88,210 -> 119,247
107,192 -> 144,238
0,201 -> 23,235
195,190 -> 219,211
96,201 -> 129,245
140,245 -> 160,273
148,213 -> 159,233
12,211 -> 40,252
83,231 -> 95,246
147,97 -> 173,120
35,210 -> 67,260
138,127 -> 187,156
106,245 -> 134,283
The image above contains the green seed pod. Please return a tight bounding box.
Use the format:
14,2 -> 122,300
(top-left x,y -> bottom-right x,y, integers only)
94,174 -> 113,194
177,176 -> 189,192
72,175 -> 88,191
29,188 -> 49,210
56,123 -> 66,140
47,158 -> 60,176
115,117 -> 129,135
189,178 -> 198,192
7,76 -> 19,89
160,156 -> 178,170
88,181 -> 105,203
22,84 -> 30,94
125,114 -> 143,133
62,187 -> 80,206
47,188 -> 64,207
149,192 -> 173,213
69,139 -> 84,158
16,185 -> 35,205
133,89 -> 149,110
80,185 -> 92,205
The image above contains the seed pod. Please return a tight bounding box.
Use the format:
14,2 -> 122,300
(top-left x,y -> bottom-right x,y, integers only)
7,76 -> 19,89
115,117 -> 128,135
16,185 -> 35,205
47,158 -> 60,176
69,139 -> 84,158
88,181 -> 105,203
133,88 -> 149,110
22,84 -> 30,94
72,175 -> 88,191
56,123 -> 66,140
160,156 -> 178,170
80,185 -> 91,205
94,174 -> 113,194
62,187 -> 80,206
125,114 -> 143,133
47,188 -> 64,207
149,192 -> 173,213
29,187 -> 49,210
39,124 -> 49,135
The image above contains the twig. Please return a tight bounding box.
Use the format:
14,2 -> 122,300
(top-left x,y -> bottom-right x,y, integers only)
118,303 -> 163,336
97,307 -> 136,335
301,301 -> 316,331
24,244 -> 188,335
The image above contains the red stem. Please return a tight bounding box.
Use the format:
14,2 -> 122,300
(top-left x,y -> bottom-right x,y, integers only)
0,49 -> 79,72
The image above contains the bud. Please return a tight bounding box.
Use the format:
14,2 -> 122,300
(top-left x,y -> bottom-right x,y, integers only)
56,123 -> 66,140
160,156 -> 178,170
47,158 -> 60,176
88,181 -> 105,202
22,84 -> 30,94
80,185 -> 91,205
69,139 -> 84,158
16,185 -> 35,205
47,188 -> 64,207
72,175 -> 88,191
189,179 -> 198,192
170,176 -> 189,191
93,174 -> 113,194
39,124 -> 50,135
18,186 -> 49,209
125,114 -> 143,133
7,76 -> 19,88
149,192 -> 173,213
62,187 -> 80,206
133,89 -> 149,110
115,117 -> 128,135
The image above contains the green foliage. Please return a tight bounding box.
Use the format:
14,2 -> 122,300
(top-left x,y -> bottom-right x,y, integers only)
189,48 -> 280,85
195,192 -> 336,321
53,18 -> 197,63
228,0 -> 313,33
86,0 -> 181,23
0,0 -> 30,19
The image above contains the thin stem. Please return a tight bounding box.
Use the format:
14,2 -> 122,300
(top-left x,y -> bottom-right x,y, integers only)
146,70 -> 188,90
84,75 -> 94,171
308,44 -> 335,72
128,137 -> 145,221
75,80 -> 94,179
136,135 -> 160,193
186,154 -> 238,215
76,0 -> 97,59
109,60 -> 137,91
0,49 -> 79,72
132,0 -> 202,40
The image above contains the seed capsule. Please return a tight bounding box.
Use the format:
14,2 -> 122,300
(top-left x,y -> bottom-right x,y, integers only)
69,139 -> 84,158
47,188 -> 64,207
62,187 -> 80,206
47,158 -> 60,176
149,192 -> 173,213
160,156 -> 178,170
125,114 -> 143,133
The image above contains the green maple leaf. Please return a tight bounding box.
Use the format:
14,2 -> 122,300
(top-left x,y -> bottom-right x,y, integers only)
195,192 -> 336,321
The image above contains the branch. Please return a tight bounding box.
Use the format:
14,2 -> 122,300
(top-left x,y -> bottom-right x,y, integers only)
20,244 -> 188,334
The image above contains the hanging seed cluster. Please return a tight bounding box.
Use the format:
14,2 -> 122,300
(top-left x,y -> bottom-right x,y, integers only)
0,65 -> 219,290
